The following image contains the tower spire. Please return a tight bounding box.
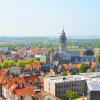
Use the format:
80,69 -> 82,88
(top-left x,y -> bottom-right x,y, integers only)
59,28 -> 67,53
62,26 -> 64,32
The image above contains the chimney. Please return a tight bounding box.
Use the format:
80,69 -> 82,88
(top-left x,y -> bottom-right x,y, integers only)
20,83 -> 25,88
30,80 -> 32,84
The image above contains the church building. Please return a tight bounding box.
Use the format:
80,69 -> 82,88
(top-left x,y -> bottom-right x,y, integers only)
50,29 -> 96,65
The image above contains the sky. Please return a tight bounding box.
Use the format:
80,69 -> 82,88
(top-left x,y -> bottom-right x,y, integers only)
0,0 -> 100,37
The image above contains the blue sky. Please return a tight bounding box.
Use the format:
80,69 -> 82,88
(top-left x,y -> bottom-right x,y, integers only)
0,0 -> 100,37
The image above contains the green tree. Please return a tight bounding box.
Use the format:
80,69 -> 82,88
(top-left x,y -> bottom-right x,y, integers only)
66,90 -> 78,100
97,54 -> 100,63
8,60 -> 15,67
79,63 -> 88,73
91,67 -> 96,72
62,70 -> 67,76
30,58 -> 35,62
2,60 -> 15,68
26,59 -> 32,64
40,58 -> 46,63
17,60 -> 26,67
0,63 -> 3,68
2,60 -> 9,67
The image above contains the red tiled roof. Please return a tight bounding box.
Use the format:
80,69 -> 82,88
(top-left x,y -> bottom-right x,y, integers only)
30,48 -> 48,55
74,64 -> 81,69
26,87 -> 35,96
0,68 -> 9,77
0,77 -> 3,84
1,77 -> 8,84
9,77 -> 26,84
20,48 -> 27,52
15,88 -> 26,96
24,75 -> 40,83
91,62 -> 97,68
9,83 -> 17,91
1,77 -> 26,85
30,49 -> 38,55
63,64 -> 70,70
15,86 -> 35,96
28,62 -> 41,70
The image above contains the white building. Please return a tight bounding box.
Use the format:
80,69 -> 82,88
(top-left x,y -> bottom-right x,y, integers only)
44,72 -> 100,99
44,75 -> 87,99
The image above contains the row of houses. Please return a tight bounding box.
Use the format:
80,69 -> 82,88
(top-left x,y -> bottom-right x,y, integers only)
0,68 -> 44,100
0,66 -> 62,100
0,48 -> 48,62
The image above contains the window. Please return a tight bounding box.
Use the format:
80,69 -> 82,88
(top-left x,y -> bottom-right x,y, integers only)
59,85 -> 60,89
64,84 -> 66,88
72,83 -> 73,87
62,84 -> 63,88
56,85 -> 58,89
69,84 -> 71,87
74,83 -> 76,87
56,90 -> 58,94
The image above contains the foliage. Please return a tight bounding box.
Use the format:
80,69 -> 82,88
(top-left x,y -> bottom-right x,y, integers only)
40,58 -> 46,63
68,39 -> 100,49
26,59 -> 32,63
0,63 -> 3,67
91,67 -> 96,72
8,60 -> 15,67
79,63 -> 88,73
31,58 -> 35,62
66,90 -> 78,100
17,60 -> 26,67
1,38 -> 100,50
7,45 -> 17,51
1,60 -> 15,67
62,70 -> 67,76
97,54 -> 100,63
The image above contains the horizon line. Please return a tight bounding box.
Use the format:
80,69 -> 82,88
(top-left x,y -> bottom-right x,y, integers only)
0,36 -> 100,39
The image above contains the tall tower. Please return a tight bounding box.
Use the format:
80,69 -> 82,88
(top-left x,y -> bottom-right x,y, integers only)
59,29 -> 67,53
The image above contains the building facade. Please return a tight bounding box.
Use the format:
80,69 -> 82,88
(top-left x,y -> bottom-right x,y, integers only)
44,75 -> 87,99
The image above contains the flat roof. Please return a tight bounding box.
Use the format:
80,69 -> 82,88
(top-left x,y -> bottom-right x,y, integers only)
87,78 -> 100,91
45,75 -> 87,83
45,72 -> 100,83
44,72 -> 100,88
80,72 -> 100,78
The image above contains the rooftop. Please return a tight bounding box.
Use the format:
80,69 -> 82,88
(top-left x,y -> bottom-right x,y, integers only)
45,75 -> 87,83
80,72 -> 100,78
87,78 -> 100,91
45,72 -> 100,83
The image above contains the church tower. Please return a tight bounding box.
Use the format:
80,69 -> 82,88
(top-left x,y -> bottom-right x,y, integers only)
59,29 -> 67,53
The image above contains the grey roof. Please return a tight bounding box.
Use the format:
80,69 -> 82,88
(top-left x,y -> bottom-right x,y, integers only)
69,51 -> 81,56
53,52 -> 71,61
88,82 -> 100,91
81,56 -> 96,62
